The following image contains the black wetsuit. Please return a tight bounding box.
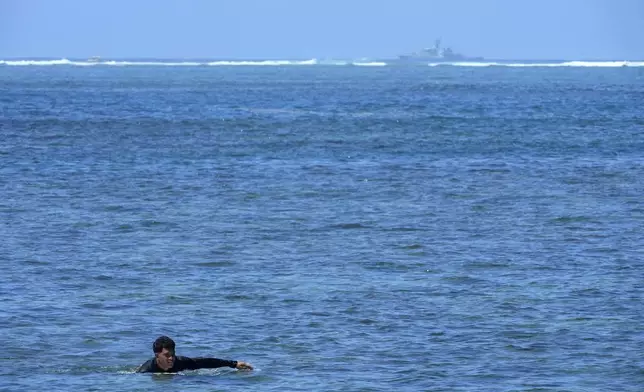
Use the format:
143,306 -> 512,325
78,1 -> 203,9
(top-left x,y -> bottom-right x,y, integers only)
136,356 -> 238,373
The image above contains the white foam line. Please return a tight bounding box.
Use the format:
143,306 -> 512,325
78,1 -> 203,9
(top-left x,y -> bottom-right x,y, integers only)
428,61 -> 644,68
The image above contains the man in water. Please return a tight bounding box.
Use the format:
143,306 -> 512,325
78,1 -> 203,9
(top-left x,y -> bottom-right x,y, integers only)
136,335 -> 253,373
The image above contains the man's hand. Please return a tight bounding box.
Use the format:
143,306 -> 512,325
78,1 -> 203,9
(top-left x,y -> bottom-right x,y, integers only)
235,361 -> 253,370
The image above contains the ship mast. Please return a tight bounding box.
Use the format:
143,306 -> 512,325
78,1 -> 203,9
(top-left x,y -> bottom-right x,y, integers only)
434,38 -> 442,56
434,38 -> 442,50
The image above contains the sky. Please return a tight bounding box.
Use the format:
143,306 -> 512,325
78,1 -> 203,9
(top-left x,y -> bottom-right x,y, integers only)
1,0 -> 643,60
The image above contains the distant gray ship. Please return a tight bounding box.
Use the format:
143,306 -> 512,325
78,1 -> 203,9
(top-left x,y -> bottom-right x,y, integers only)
396,38 -> 483,62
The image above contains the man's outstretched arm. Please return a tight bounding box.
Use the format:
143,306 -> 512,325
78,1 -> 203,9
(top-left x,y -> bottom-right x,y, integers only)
183,357 -> 253,371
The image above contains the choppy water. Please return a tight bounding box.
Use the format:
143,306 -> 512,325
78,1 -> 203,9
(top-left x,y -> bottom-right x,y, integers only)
1,64 -> 643,391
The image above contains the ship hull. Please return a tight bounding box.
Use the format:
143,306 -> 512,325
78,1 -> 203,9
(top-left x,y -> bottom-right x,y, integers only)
392,39 -> 484,63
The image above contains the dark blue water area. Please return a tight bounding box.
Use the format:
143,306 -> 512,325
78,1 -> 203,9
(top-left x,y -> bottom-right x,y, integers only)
1,65 -> 643,391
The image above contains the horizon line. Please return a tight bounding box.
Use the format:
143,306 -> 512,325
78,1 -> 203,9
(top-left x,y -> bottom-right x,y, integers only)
2,55 -> 643,62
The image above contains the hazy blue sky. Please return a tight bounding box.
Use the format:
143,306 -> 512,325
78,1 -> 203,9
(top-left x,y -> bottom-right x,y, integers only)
1,0 -> 643,60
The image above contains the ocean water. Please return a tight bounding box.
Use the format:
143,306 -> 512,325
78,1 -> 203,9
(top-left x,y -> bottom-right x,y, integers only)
1,61 -> 643,391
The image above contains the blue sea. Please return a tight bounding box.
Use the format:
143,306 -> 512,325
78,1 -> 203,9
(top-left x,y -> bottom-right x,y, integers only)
1,58 -> 643,391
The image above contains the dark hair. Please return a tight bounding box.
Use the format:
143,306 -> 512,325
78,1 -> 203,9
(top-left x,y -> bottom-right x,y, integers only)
153,336 -> 176,353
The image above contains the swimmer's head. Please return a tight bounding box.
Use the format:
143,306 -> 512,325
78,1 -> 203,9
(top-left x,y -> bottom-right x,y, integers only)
153,335 -> 176,371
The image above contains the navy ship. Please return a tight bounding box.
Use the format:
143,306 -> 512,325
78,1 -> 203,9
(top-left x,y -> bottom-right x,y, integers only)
396,38 -> 483,62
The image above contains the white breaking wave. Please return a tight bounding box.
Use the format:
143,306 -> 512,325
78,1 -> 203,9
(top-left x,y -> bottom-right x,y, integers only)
207,59 -> 318,66
101,60 -> 203,66
0,58 -> 322,67
352,62 -> 387,67
428,61 -> 644,68
0,58 -> 394,68
2,58 -> 643,68
0,58 -> 393,67
313,60 -> 387,66
0,58 -> 97,66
